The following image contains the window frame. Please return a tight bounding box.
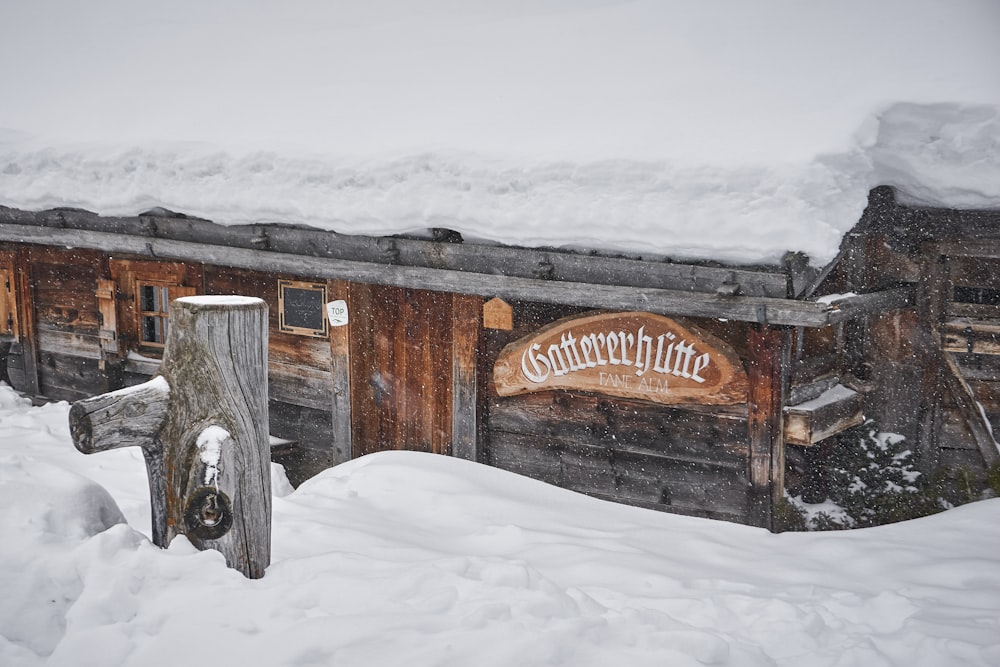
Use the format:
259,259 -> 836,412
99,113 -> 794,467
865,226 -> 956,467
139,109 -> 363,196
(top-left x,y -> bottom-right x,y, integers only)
277,279 -> 329,338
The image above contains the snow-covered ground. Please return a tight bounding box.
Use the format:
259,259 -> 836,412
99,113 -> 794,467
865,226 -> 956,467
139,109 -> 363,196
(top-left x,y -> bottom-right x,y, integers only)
2,1 -> 999,264
2,384 -> 999,667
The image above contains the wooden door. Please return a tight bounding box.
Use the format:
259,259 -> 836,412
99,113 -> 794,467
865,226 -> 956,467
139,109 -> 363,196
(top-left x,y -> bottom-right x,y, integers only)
350,285 -> 459,457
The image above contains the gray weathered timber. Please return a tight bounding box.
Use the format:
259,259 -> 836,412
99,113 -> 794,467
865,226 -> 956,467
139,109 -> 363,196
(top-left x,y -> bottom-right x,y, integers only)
936,240 -> 1000,259
915,249 -> 947,472
941,352 -> 999,467
158,297 -> 271,578
0,206 -> 791,297
70,377 -> 171,542
783,387 -> 865,446
489,392 -> 749,463
0,223 -> 903,327
487,432 -> 749,520
822,288 -> 916,324
451,295 -> 480,461
69,296 -> 271,578
326,280 -> 352,465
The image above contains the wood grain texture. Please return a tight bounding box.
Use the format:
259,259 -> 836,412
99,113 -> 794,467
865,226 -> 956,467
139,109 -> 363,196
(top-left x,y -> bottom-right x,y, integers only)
69,377 -> 171,544
157,297 -> 271,578
746,325 -> 790,530
783,388 -> 865,446
350,285 -> 455,457
71,298 -> 274,578
14,247 -> 39,395
0,207 -> 793,298
327,279 -> 352,464
941,351 -> 999,467
1,223 -> 870,327
452,294 -> 481,461
494,311 -> 748,406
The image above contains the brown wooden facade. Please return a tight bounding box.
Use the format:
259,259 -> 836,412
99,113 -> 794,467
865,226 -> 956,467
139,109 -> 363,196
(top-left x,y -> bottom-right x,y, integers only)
1,185 -> 997,530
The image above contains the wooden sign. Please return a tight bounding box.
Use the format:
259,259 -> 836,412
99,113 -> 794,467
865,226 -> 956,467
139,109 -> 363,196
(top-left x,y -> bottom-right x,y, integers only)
494,311 -> 748,405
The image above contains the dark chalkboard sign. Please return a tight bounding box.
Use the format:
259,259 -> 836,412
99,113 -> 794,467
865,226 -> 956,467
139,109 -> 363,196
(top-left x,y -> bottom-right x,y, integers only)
278,280 -> 328,337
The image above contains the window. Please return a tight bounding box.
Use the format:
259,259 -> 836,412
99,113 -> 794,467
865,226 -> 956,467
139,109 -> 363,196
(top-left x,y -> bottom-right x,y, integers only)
134,281 -> 197,354
108,259 -> 197,362
138,283 -> 171,347
278,280 -> 328,337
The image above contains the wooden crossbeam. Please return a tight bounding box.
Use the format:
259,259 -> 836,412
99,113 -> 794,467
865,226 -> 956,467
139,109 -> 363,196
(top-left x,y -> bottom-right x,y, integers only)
0,223 -> 914,328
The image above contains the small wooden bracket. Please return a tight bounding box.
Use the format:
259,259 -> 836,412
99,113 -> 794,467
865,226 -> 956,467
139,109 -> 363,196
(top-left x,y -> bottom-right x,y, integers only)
483,297 -> 513,331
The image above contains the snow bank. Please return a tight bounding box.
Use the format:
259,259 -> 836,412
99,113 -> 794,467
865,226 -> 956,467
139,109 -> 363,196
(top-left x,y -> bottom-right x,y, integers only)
1,384 -> 999,666
1,1 -> 998,265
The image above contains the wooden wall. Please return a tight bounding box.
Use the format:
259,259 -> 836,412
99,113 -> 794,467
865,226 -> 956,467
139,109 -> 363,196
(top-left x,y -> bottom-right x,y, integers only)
0,248 -> 342,474
8,246 -> 108,402
482,302 -> 754,523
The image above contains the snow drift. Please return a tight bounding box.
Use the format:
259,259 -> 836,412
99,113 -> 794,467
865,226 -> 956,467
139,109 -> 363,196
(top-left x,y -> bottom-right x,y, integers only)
1,385 -> 999,666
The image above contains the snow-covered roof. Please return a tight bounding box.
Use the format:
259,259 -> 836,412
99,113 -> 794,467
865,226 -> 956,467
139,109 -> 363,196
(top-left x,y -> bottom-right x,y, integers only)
1,1 -> 998,265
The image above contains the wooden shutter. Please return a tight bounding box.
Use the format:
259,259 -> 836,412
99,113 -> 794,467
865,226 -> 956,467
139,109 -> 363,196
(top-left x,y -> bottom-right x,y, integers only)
96,278 -> 119,355
0,269 -> 13,338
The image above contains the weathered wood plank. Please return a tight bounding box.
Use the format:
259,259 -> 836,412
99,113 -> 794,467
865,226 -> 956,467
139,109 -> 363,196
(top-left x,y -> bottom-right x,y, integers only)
941,351 -> 999,466
452,293 -> 480,461
949,256 -> 1000,290
35,329 -> 103,359
936,240 -> 1000,259
487,433 -> 748,519
349,282 -> 379,458
489,392 -> 749,463
14,247 -> 40,395
943,319 -> 1000,356
822,287 -> 916,324
327,280 -> 352,465
267,333 -> 334,368
0,207 -> 792,298
787,374 -> 839,407
951,353 -> 1000,381
945,303 -> 1000,320
746,325 -> 790,530
37,350 -> 105,401
0,223 -> 879,327
784,385 -> 865,446
915,249 -> 947,471
267,363 -> 333,411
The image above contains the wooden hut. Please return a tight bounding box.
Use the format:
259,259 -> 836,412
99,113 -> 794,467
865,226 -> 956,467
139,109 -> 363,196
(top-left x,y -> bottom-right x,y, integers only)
1,184 -> 997,529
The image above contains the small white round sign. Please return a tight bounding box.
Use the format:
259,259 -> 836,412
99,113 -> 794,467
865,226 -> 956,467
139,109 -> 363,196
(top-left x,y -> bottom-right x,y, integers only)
326,300 -> 349,327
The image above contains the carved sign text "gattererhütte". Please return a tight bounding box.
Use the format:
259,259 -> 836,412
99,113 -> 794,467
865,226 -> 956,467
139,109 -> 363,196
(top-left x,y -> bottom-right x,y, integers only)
493,311 -> 748,406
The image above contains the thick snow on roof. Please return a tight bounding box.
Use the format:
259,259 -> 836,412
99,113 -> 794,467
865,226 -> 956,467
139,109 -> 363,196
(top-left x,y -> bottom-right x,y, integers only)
1,1 -> 998,264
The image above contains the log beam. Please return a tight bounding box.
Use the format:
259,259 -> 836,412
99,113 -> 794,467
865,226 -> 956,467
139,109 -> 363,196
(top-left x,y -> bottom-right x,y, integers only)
0,222 -> 913,328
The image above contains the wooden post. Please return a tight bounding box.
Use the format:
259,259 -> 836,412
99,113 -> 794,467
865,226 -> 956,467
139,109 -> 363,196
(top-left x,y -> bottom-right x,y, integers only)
327,280 -> 352,465
14,248 -> 40,396
70,296 -> 271,579
915,246 -> 947,472
452,294 -> 481,461
747,325 -> 790,530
